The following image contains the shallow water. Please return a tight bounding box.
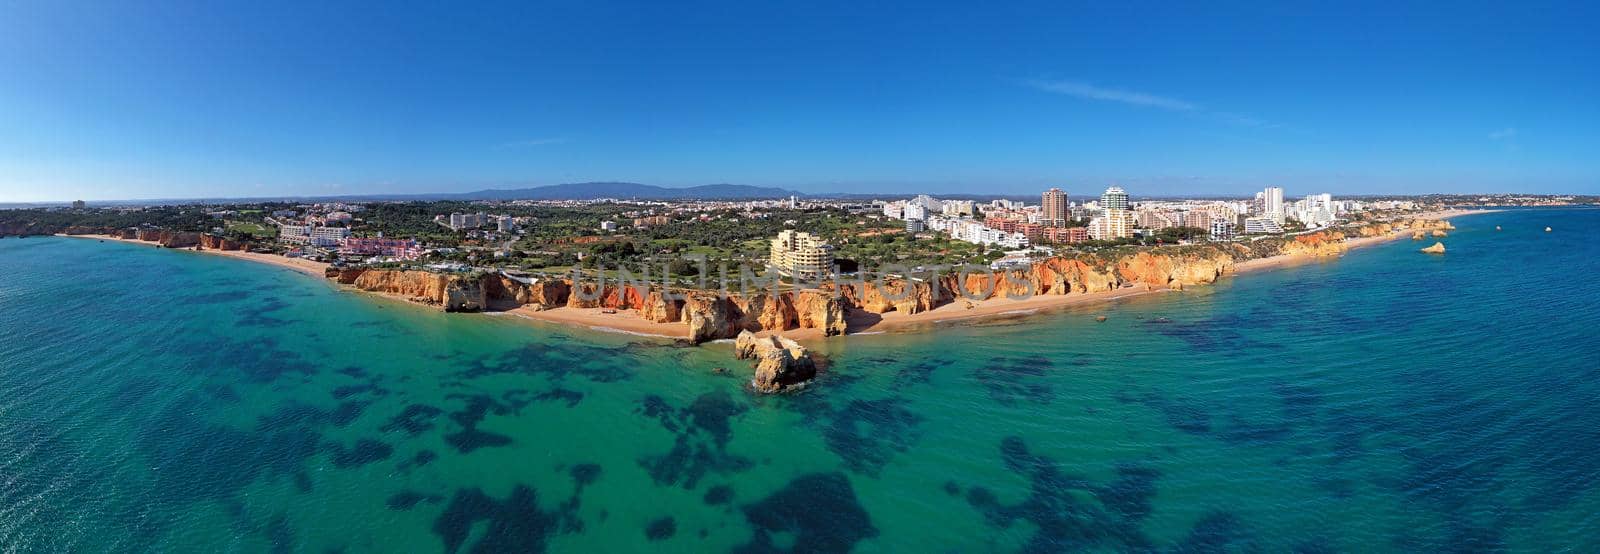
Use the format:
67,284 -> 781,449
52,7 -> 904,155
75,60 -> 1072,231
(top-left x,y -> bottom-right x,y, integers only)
1,208 -> 1597,552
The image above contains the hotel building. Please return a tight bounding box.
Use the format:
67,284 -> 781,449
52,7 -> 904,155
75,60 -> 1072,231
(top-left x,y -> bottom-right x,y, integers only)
1041,188 -> 1068,227
769,230 -> 835,280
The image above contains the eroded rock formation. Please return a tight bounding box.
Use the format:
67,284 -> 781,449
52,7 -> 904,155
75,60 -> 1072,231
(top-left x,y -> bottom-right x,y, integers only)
199,234 -> 249,251
325,267 -> 486,312
734,330 -> 817,393
313,219 -> 1466,344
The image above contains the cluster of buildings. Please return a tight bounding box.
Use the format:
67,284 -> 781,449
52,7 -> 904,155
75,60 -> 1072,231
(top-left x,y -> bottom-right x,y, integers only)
1238,187 -> 1365,234
340,237 -> 423,259
261,202 -> 422,260
437,212 -> 516,233
882,194 -> 1031,247
877,182 -> 1368,248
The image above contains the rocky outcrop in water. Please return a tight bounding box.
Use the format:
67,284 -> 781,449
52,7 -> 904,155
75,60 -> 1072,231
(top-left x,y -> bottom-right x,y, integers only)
1421,242 -> 1446,254
734,330 -> 818,393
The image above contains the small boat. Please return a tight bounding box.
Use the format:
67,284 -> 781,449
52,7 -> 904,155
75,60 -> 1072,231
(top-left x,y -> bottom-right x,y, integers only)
1495,226 -> 1502,231
601,308 -> 617,314
1545,227 -> 1553,232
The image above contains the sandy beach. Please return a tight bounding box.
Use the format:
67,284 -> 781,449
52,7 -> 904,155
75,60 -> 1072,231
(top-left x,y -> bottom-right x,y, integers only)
506,305 -> 689,339
59,234 -> 331,277
57,208 -> 1494,343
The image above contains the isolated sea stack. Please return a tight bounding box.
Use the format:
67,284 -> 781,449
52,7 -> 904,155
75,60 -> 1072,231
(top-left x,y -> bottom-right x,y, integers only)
1420,242 -> 1446,254
734,330 -> 817,393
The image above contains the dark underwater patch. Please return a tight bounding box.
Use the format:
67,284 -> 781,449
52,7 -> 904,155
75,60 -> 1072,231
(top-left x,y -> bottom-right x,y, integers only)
442,393 -> 531,454
961,436 -> 1156,552
330,400 -> 370,427
644,516 -> 676,541
265,512 -> 294,554
636,391 -> 754,489
211,336 -> 319,383
1171,510 -> 1257,553
1120,391 -> 1212,435
570,463 -> 602,487
336,366 -> 369,378
237,297 -> 295,328
326,439 -> 394,468
381,404 -> 445,436
820,397 -> 923,476
534,387 -> 584,407
397,449 -> 439,472
890,358 -> 952,390
431,485 -> 580,554
332,383 -> 388,400
387,490 -> 445,510
1146,314 -> 1282,355
454,342 -> 634,383
703,484 -> 734,505
974,355 -> 1055,406
1273,382 -> 1324,422
735,472 -> 877,553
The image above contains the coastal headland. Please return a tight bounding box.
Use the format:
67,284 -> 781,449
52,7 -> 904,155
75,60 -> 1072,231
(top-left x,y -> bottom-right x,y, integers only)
55,210 -> 1480,344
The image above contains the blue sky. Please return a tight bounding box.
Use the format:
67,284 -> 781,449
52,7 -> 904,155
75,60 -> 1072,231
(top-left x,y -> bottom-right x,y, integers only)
1,1 -> 1597,201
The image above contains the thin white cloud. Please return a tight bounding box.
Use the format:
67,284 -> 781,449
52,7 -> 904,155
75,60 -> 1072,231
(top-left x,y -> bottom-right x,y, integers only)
1024,79 -> 1196,111
1488,128 -> 1517,140
1024,78 -> 1286,131
499,138 -> 568,149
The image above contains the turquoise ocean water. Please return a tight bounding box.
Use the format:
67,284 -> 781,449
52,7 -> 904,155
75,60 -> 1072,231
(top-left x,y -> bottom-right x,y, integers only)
1,208 -> 1597,552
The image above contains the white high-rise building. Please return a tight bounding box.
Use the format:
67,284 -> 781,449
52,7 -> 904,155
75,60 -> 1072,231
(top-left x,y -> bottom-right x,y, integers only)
911,194 -> 943,212
881,202 -> 905,219
1263,187 -> 1285,224
903,203 -> 928,221
1100,187 -> 1129,211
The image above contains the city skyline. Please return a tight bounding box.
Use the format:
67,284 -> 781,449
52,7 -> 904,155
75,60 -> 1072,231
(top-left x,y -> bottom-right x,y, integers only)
4,2 -> 1599,202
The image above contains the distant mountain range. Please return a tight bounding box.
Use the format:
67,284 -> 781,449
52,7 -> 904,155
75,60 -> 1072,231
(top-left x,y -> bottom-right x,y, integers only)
453,182 -> 802,201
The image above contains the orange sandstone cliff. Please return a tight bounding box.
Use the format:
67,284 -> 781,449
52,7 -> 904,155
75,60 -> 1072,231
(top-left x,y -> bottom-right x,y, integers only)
317,219 -> 1457,344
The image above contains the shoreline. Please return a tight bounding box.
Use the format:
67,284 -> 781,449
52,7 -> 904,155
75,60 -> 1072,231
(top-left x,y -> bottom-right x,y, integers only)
58,234 -> 332,277
54,208 -> 1495,344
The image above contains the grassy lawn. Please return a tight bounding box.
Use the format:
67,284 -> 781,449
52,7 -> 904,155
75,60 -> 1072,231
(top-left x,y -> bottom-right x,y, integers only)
226,220 -> 277,238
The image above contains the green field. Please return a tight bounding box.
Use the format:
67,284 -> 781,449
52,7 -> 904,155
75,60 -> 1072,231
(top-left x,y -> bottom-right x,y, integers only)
225,220 -> 277,238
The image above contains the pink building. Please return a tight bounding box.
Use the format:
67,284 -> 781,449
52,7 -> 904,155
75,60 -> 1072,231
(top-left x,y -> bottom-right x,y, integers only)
341,238 -> 422,260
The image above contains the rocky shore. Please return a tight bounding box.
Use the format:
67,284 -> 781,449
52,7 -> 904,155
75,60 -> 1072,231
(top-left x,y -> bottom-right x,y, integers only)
318,216 -> 1462,343
52,214 -> 1470,345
